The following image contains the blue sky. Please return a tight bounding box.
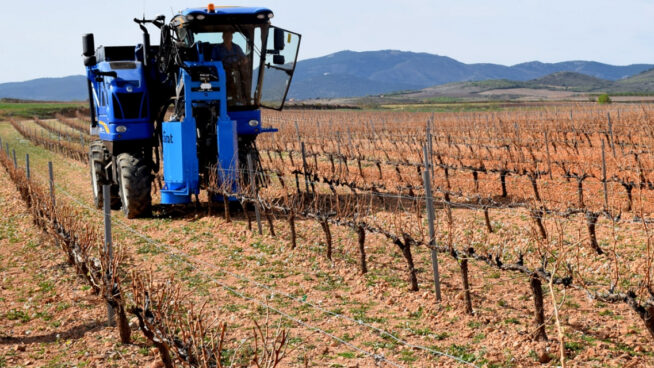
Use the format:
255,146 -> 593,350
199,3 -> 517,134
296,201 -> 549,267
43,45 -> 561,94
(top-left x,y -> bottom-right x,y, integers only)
0,0 -> 653,83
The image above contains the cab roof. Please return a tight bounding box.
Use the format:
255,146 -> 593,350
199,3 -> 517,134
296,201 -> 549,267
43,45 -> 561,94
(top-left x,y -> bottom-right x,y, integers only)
173,6 -> 274,26
180,6 -> 272,16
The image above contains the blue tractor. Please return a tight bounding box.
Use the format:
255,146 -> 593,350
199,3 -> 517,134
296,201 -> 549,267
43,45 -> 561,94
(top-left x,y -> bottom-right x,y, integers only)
82,4 -> 300,218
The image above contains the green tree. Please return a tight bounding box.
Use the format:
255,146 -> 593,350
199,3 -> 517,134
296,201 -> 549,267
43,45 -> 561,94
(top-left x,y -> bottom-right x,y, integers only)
597,93 -> 611,104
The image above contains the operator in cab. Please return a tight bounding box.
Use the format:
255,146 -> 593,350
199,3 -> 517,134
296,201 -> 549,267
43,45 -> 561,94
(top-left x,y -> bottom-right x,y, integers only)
211,31 -> 251,106
211,32 -> 245,65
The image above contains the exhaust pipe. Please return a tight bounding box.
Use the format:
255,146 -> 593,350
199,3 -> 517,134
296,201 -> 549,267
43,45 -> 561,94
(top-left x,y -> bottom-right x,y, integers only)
82,33 -> 97,128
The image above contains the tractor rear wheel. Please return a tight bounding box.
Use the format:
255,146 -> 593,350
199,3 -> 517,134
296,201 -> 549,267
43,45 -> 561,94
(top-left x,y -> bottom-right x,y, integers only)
116,152 -> 152,218
89,141 -> 120,209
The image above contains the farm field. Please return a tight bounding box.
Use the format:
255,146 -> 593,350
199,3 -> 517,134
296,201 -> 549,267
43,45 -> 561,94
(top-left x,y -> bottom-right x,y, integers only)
1,103 -> 654,367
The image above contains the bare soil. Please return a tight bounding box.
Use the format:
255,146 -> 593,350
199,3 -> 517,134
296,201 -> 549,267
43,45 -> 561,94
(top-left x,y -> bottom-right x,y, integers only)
1,120 -> 653,367
0,159 -> 158,367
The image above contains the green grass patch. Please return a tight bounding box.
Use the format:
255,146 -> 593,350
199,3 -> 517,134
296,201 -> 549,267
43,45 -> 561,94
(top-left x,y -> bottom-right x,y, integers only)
38,280 -> 55,294
0,101 -> 84,119
337,352 -> 356,359
137,242 -> 164,255
5,309 -> 30,322
565,341 -> 584,353
446,344 -> 478,363
350,305 -> 386,324
399,349 -> 417,363
504,317 -> 520,325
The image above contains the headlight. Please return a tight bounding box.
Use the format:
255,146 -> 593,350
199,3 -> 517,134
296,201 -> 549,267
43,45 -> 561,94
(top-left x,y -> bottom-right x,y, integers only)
186,15 -> 195,21
248,120 -> 259,127
268,12 -> 274,19
116,125 -> 127,133
196,14 -> 205,20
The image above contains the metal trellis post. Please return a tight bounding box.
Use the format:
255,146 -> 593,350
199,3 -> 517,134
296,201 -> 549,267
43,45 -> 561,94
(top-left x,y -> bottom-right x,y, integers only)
102,184 -> 115,326
247,153 -> 263,235
423,144 -> 442,302
25,154 -> 30,180
48,161 -> 55,207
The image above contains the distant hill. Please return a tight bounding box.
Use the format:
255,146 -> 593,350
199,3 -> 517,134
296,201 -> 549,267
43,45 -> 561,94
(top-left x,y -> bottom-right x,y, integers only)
373,69 -> 654,102
1,51 -> 653,101
288,50 -> 654,99
612,68 -> 654,92
526,72 -> 612,90
0,76 -> 87,101
509,61 -> 650,81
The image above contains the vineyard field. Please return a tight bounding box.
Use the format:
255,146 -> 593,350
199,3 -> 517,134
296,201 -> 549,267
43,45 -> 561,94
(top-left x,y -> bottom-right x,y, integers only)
1,103 -> 654,367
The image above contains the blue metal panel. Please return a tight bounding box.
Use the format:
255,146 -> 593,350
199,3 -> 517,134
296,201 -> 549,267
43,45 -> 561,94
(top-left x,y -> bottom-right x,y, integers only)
229,110 -> 259,135
161,122 -> 185,183
227,109 -> 277,135
217,117 -> 238,193
89,60 -> 152,142
161,115 -> 199,204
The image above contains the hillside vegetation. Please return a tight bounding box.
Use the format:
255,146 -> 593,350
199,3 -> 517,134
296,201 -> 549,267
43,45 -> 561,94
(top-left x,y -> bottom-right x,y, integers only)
373,68 -> 654,102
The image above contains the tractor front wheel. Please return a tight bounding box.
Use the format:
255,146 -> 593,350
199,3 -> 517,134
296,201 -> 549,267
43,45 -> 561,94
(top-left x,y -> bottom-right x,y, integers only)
117,152 -> 152,218
89,141 -> 120,209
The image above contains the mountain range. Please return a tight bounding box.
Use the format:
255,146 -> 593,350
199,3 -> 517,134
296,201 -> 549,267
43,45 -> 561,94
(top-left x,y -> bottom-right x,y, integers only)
289,50 -> 654,99
1,50 -> 653,101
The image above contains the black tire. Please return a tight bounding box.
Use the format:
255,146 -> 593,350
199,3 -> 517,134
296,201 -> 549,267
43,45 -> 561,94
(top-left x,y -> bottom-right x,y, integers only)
89,141 -> 120,209
117,152 -> 152,218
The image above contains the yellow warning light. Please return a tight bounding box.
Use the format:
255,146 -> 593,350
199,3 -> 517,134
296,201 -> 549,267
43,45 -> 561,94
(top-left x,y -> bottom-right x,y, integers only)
208,3 -> 215,12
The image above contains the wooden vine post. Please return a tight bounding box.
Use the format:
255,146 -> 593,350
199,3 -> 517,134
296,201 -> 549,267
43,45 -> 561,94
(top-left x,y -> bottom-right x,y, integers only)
530,275 -> 548,341
460,255 -> 473,315
357,224 -> 367,274
586,211 -> 603,255
301,142 -> 311,194
500,170 -> 509,198
223,193 -> 231,222
544,131 -> 553,179
601,139 -> 609,211
320,219 -> 333,261
607,112 -> 616,158
288,211 -> 297,249
102,185 -> 131,343
393,235 -> 419,291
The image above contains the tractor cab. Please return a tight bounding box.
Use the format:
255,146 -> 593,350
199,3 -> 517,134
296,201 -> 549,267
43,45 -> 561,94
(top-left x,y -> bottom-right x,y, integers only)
170,6 -> 301,110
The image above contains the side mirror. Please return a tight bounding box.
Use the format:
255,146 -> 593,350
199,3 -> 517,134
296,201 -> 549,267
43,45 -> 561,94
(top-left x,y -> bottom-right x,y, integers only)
82,33 -> 95,57
273,55 -> 285,65
274,28 -> 285,51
